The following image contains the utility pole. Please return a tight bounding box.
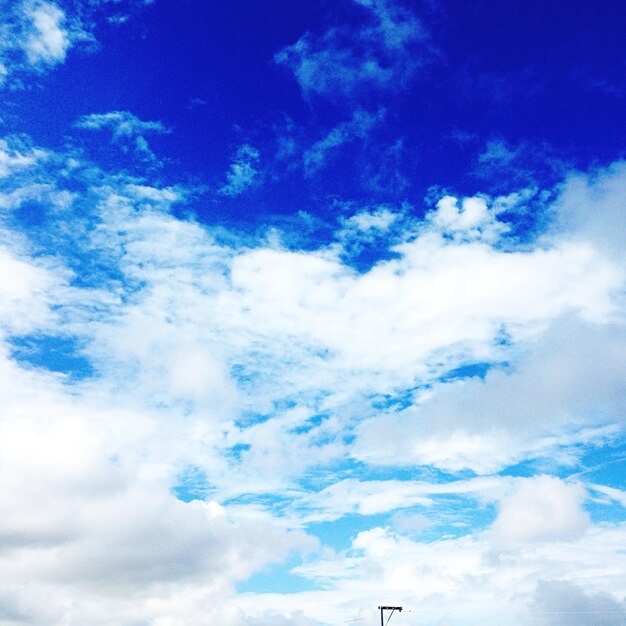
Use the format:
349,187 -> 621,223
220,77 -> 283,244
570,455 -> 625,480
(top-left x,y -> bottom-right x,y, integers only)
378,606 -> 402,626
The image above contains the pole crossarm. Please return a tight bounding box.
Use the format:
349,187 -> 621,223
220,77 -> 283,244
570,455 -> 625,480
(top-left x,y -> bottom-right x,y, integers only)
378,606 -> 403,626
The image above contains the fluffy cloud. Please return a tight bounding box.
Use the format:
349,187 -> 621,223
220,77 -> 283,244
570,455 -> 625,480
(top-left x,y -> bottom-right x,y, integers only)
23,1 -> 70,65
0,246 -> 62,333
3,143 -> 625,478
345,206 -> 398,231
0,1 -> 155,86
428,195 -> 508,242
551,159 -> 626,259
349,163 -> 626,474
248,521 -> 626,626
533,580 -> 626,626
0,311 -> 315,624
354,317 -> 626,473
490,476 -> 590,544
1,135 -> 625,623
0,1 -> 90,85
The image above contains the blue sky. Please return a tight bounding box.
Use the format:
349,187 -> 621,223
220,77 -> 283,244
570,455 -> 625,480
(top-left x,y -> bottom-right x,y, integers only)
0,1 -> 625,624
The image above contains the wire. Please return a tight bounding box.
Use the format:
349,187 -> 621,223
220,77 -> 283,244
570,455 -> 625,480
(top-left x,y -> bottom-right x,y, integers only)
403,608 -> 626,615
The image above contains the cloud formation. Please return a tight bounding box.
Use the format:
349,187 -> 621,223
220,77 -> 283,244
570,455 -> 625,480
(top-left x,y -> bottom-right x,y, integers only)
491,476 -> 590,544
275,0 -> 430,100
0,130 -> 625,624
76,110 -> 170,162
303,109 -> 384,176
2,0 -> 623,623
0,0 -> 92,85
23,1 -> 71,65
534,580 -> 626,626
219,144 -> 261,196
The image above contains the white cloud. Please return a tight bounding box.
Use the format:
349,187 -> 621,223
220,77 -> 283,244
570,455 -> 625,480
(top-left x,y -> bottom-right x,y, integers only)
219,144 -> 260,196
0,1 -> 152,85
275,0 -> 430,100
247,612 -> 319,626
2,148 -> 625,484
213,232 -> 620,410
23,2 -> 70,65
76,111 -> 168,138
354,317 -> 626,473
5,154 -> 620,484
346,206 -> 398,231
390,511 -> 433,534
0,246 -> 61,333
0,334 -> 316,624
76,110 -> 170,162
0,137 -> 47,178
0,1 -> 90,86
289,476 -> 505,523
533,580 -> 626,626
250,521 -> 626,626
124,183 -> 181,204
0,182 -> 51,210
474,137 -> 566,187
428,195 -> 508,242
303,109 -> 384,176
590,484 -> 626,508
77,111 -> 164,138
551,159 -> 626,260
0,140 -> 625,624
490,476 -> 590,544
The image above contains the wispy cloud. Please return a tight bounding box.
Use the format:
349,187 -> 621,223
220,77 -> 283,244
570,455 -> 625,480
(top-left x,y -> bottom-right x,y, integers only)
0,136 -> 47,178
474,137 -> 567,190
76,110 -> 170,162
219,144 -> 261,196
303,109 -> 384,176
275,0 -> 431,101
76,111 -> 168,139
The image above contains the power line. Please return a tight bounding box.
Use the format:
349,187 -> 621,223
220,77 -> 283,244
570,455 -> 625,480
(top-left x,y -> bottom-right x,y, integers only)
332,605 -> 626,625
403,608 -> 626,615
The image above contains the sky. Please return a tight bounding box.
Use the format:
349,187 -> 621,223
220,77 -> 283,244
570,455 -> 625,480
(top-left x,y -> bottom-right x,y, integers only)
0,0 -> 625,624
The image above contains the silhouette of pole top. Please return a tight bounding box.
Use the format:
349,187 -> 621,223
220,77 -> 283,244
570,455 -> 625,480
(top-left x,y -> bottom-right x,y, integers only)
378,606 -> 403,626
